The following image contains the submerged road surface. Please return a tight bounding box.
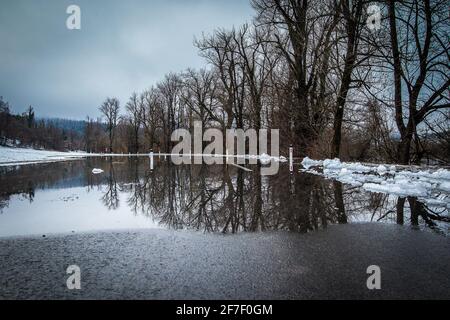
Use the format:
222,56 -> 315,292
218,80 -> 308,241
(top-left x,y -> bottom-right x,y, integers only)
0,223 -> 449,299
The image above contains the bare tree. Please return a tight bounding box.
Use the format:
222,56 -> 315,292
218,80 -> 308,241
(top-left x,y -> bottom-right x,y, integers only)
141,87 -> 162,151
106,0 -> 449,165
233,23 -> 279,132
99,97 -> 120,153
195,29 -> 244,130
125,92 -> 143,153
157,73 -> 183,152
252,0 -> 331,152
181,68 -> 220,126
387,0 -> 449,164
330,0 -> 365,158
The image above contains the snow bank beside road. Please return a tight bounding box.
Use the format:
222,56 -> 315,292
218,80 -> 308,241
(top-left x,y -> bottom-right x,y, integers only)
0,146 -> 89,166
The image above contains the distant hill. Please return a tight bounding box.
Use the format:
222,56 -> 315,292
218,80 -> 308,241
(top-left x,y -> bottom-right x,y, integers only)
39,118 -> 87,135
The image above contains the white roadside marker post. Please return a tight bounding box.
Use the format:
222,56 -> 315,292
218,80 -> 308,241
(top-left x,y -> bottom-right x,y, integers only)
150,150 -> 154,170
289,145 -> 294,172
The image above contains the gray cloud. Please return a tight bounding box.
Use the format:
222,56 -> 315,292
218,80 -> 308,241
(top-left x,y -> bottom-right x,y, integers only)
0,0 -> 254,119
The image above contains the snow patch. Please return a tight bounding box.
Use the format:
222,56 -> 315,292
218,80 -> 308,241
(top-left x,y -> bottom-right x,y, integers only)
0,146 -> 89,167
301,157 -> 323,169
259,153 -> 272,165
362,181 -> 429,197
301,156 -> 450,208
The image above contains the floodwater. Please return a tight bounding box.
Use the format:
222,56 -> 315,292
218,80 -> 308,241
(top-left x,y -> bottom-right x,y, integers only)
1,157 -> 450,299
0,157 -> 448,237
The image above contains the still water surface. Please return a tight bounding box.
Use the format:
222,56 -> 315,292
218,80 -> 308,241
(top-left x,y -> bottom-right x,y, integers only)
0,157 -> 448,237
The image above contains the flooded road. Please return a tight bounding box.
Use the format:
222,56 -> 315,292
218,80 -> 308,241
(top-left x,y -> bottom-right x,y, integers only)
0,157 -> 448,236
1,224 -> 450,299
0,157 -> 449,299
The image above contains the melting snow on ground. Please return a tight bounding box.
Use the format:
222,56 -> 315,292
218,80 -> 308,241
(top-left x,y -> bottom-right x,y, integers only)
301,157 -> 450,209
246,153 -> 287,164
0,146 -> 90,166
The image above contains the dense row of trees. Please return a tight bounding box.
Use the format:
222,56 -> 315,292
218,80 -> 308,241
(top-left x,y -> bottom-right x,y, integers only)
0,97 -> 84,151
1,1 -> 448,164
89,0 -> 448,164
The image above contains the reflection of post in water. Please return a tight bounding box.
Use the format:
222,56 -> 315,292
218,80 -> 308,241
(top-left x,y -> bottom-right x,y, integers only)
333,181 -> 347,224
101,158 -> 119,210
268,168 -> 318,232
295,174 -> 315,232
141,158 -> 171,221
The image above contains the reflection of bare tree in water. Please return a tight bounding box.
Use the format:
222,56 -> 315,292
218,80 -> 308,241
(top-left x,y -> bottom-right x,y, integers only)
123,161 -> 351,233
333,181 -> 347,224
396,197 -> 406,225
164,161 -> 184,228
406,197 -> 449,232
220,166 -> 241,233
0,160 -> 103,212
89,160 -> 450,235
101,158 -> 119,210
125,158 -> 149,214
125,159 -> 140,213
346,189 -> 449,235
264,169 -> 342,233
125,159 -> 190,229
0,195 -> 11,213
1,158 -> 448,234
0,174 -> 35,214
185,164 -> 226,231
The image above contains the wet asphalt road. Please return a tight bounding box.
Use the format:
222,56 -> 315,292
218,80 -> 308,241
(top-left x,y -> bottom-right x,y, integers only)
0,223 -> 449,299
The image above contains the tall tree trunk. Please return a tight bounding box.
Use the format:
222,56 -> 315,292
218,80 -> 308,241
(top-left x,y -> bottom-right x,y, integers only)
109,129 -> 113,153
388,1 -> 409,165
294,86 -> 311,153
398,132 -> 412,165
331,0 -> 361,158
134,127 -> 139,153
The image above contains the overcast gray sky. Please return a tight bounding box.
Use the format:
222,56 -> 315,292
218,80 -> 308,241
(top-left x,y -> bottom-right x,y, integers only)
0,0 -> 254,119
